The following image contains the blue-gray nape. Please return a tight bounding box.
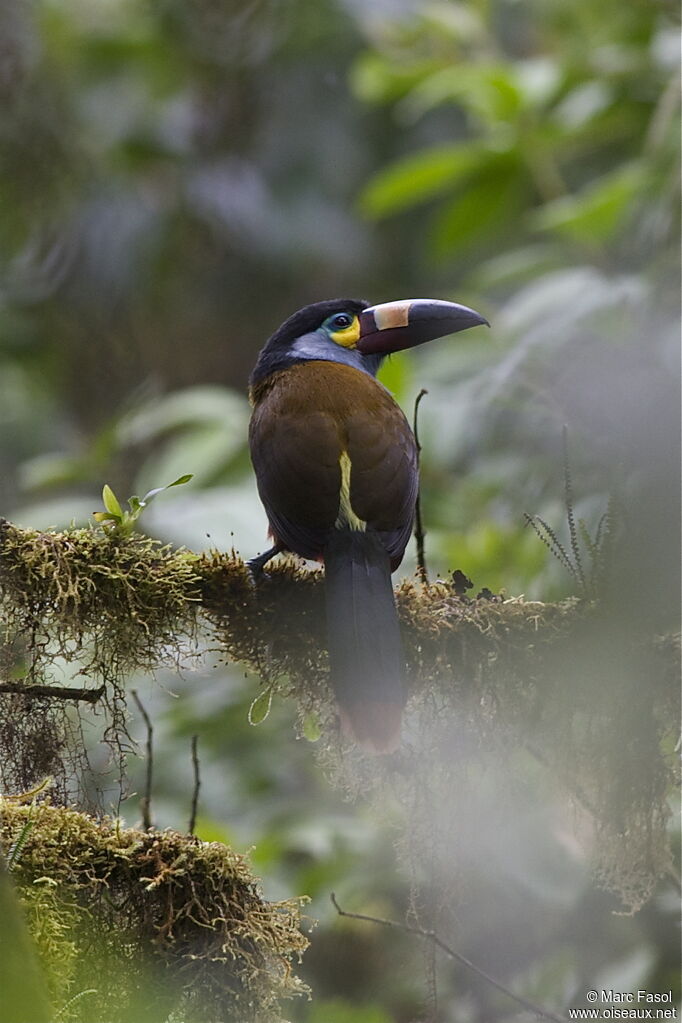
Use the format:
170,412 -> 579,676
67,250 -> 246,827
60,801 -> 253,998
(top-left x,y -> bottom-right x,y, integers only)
291,331 -> 383,378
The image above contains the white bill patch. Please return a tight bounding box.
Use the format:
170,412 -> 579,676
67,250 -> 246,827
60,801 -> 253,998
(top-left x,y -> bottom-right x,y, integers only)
372,301 -> 411,331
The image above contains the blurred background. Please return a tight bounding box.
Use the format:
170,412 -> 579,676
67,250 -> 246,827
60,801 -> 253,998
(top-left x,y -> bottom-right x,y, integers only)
0,0 -> 679,1020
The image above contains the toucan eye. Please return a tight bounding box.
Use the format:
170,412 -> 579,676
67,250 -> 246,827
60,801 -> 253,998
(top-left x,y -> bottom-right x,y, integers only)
327,310 -> 360,348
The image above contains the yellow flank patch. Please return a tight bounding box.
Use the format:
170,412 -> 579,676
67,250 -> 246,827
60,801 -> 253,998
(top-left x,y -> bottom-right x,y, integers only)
335,451 -> 366,531
330,316 -> 361,348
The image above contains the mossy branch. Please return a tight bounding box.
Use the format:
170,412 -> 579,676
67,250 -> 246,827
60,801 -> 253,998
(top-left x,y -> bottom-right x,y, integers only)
0,682 -> 105,702
0,517 -> 591,686
0,514 -> 612,746
0,518 -> 680,912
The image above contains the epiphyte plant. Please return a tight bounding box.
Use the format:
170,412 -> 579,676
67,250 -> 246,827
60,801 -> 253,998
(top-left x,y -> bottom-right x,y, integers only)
93,476 -> 193,536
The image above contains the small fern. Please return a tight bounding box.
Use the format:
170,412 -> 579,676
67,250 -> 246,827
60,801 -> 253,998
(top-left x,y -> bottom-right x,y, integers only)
590,495 -> 617,594
562,427 -> 586,593
525,429 -> 616,599
7,811 -> 36,870
5,776 -> 53,870
54,989 -> 98,1019
524,512 -> 580,583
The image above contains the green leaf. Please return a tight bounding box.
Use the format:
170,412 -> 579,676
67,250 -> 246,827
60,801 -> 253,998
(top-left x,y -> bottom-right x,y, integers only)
137,425 -> 236,490
376,349 -> 414,403
553,80 -> 613,130
192,817 -> 234,845
530,163 -> 645,243
248,688 -> 273,726
19,452 -> 88,492
350,52 -> 433,106
359,143 -> 483,219
92,512 -> 120,524
117,515 -> 135,536
118,387 -> 249,445
141,474 -> 193,505
403,62 -> 526,125
430,162 -> 523,257
101,484 -> 123,518
302,713 -> 321,743
167,473 -> 194,487
308,1000 -> 392,1023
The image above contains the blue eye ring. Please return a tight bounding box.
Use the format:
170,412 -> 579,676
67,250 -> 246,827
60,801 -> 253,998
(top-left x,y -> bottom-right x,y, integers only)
331,313 -> 353,329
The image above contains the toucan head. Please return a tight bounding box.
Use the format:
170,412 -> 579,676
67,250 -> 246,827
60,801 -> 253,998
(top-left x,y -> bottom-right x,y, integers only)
250,296 -> 489,388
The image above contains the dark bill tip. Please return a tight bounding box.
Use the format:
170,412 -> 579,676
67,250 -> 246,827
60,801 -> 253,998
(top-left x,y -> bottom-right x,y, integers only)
357,298 -> 489,356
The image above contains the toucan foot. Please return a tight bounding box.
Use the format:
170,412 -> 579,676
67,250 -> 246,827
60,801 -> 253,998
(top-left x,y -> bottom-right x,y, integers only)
246,545 -> 282,585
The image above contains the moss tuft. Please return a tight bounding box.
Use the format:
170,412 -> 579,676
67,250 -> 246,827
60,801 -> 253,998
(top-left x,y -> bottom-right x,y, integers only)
0,519 -> 202,674
1,800 -> 309,1022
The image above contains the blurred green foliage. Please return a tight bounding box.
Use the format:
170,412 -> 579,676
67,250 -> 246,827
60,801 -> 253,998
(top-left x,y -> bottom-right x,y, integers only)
0,0 -> 679,1020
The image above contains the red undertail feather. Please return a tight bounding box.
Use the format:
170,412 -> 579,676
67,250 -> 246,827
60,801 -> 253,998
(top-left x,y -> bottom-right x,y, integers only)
339,702 -> 402,755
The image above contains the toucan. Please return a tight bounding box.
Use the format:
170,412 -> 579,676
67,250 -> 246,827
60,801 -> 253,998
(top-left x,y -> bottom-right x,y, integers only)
248,297 -> 488,753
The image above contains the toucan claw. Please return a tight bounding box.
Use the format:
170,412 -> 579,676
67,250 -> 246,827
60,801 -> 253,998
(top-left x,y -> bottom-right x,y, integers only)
246,545 -> 282,586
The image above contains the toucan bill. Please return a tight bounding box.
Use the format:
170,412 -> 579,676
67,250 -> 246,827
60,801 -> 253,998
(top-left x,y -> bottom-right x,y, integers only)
357,298 -> 489,355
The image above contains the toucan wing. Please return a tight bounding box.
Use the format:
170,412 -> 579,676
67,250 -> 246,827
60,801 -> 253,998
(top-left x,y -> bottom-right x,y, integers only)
249,362 -> 418,564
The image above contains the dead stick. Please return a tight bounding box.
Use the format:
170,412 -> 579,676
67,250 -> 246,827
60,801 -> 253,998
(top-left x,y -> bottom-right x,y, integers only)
330,893 -> 568,1023
412,388 -> 429,583
131,689 -> 153,830
0,683 -> 105,704
188,735 -> 200,836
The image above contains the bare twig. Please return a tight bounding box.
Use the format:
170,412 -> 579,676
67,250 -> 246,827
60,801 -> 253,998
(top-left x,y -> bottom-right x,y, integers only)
131,689 -> 153,830
188,734 -> 201,836
330,893 -> 568,1023
0,683 -> 105,704
412,388 -> 429,583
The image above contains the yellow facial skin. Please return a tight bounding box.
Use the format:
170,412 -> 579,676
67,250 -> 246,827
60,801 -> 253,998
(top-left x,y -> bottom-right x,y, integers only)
330,315 -> 361,348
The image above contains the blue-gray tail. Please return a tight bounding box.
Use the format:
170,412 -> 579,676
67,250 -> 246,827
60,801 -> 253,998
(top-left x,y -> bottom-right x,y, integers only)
324,530 -> 405,753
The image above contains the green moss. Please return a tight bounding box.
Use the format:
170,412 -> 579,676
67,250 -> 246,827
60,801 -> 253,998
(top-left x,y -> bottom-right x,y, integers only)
1,801 -> 309,1023
0,519 -> 202,675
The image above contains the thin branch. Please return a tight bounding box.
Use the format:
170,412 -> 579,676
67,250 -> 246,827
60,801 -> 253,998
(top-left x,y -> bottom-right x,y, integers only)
412,388 -> 429,583
330,893 -> 568,1023
188,734 -> 201,836
131,689 -> 153,831
0,683 -> 105,703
